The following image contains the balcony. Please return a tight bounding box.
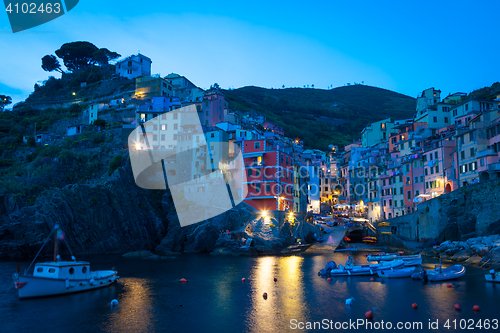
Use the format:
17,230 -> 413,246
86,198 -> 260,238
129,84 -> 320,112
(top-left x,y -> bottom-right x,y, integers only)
487,163 -> 500,172
196,152 -> 207,159
477,148 -> 497,158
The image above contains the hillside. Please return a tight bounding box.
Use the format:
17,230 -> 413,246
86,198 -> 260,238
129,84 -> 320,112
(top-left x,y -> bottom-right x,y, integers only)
223,85 -> 417,149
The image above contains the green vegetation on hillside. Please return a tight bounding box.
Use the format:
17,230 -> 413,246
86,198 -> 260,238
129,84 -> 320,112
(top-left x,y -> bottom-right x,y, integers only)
224,85 -> 416,149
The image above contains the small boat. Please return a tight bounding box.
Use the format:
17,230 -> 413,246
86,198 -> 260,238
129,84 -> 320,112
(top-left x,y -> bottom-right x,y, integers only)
402,256 -> 422,267
362,237 -> 377,243
411,261 -> 465,282
485,270 -> 500,283
366,252 -> 403,261
317,237 -> 325,243
318,249 -> 405,277
13,225 -> 118,299
377,267 -> 415,278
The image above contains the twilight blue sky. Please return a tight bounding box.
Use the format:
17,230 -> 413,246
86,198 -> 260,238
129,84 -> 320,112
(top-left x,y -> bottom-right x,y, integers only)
1,0 -> 499,106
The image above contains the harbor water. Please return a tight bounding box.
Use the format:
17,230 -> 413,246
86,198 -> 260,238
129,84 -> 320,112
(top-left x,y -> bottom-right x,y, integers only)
1,252 -> 499,332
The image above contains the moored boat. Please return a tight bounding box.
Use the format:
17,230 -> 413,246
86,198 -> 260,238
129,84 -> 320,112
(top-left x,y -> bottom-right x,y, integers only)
318,249 -> 405,277
411,262 -> 465,282
13,225 -> 118,299
485,270 -> 500,283
377,267 -> 415,278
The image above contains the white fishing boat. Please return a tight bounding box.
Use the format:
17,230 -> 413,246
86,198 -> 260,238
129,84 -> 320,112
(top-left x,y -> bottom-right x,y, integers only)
402,255 -> 422,267
377,267 -> 415,278
411,261 -> 465,282
485,270 -> 500,283
13,225 -> 118,299
318,249 -> 405,277
366,252 -> 403,262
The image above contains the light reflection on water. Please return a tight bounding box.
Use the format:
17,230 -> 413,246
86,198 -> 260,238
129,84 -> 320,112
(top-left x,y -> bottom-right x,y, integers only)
0,253 -> 499,333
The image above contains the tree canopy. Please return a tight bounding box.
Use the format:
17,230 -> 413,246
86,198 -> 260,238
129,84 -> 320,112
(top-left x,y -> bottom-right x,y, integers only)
41,55 -> 63,74
0,95 -> 12,111
54,41 -> 99,71
93,48 -> 121,67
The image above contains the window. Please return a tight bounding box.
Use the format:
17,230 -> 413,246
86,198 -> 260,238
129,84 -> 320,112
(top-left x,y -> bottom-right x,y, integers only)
406,164 -> 410,172
69,268 -> 74,275
383,200 -> 386,207
161,124 -> 166,131
425,168 -> 428,176
433,116 -> 438,123
406,176 -> 410,185
153,125 -> 158,131
461,151 -> 465,160
401,200 -> 404,207
426,182 -> 429,189
174,124 -> 178,130
407,191 -> 411,200
36,267 -> 43,272
470,148 -> 475,157
480,158 -> 484,166
401,143 -> 404,150
420,175 -> 424,182
430,153 -> 433,161
48,268 -> 56,273
254,142 -> 261,149
161,134 -> 165,141
414,176 -> 418,183
153,134 -> 157,141
435,164 -> 439,173
394,200 -> 398,207
415,190 -> 420,196
173,113 -> 178,120
435,152 -> 438,159
400,187 -> 403,194
389,199 -> 392,206
430,167 -> 434,174
445,117 -> 449,123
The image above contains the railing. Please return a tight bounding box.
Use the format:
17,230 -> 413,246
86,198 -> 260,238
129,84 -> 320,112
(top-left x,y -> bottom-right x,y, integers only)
196,152 -> 207,159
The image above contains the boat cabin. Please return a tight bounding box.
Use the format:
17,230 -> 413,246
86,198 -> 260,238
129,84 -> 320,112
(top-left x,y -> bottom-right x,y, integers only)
33,261 -> 91,280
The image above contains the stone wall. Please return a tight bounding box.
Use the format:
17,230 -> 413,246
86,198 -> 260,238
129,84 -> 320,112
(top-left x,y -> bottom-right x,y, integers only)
380,178 -> 500,243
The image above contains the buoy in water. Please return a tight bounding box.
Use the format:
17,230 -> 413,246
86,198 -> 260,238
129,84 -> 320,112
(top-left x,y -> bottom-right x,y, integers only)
327,277 -> 332,281
345,297 -> 355,305
263,292 -> 268,299
473,305 -> 480,311
111,299 -> 118,306
370,278 -> 375,281
179,278 -> 187,282
454,304 -> 461,311
242,278 -> 246,283
365,310 -> 373,319
274,277 -> 277,282
412,303 -> 418,309
447,283 -> 452,288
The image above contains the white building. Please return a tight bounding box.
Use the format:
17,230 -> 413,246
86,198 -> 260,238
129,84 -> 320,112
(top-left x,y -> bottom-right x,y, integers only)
84,103 -> 108,124
116,53 -> 152,79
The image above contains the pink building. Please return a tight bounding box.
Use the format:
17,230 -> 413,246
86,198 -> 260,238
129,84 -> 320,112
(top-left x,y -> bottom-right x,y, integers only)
242,139 -> 294,211
201,88 -> 225,127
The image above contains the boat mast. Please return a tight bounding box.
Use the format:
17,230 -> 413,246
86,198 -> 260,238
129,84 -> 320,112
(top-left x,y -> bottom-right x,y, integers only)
53,224 -> 59,262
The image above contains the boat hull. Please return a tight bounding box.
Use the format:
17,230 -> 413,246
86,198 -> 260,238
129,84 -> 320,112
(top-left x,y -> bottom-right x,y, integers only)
17,271 -> 117,299
328,260 -> 405,277
403,257 -> 422,266
485,273 -> 500,283
411,265 -> 465,282
377,267 -> 415,278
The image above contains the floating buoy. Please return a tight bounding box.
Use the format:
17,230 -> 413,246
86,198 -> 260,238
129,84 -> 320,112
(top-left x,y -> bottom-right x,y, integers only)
473,305 -> 480,311
263,292 -> 268,299
370,278 -> 375,281
454,304 -> 461,311
345,297 -> 355,305
447,283 -> 452,288
242,278 -> 246,283
111,299 -> 118,306
365,310 -> 373,319
327,277 -> 332,281
179,278 -> 187,283
274,277 -> 277,282
412,303 -> 418,309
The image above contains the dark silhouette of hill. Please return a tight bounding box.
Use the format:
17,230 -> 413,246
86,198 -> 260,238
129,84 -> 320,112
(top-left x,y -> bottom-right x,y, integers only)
224,85 -> 416,149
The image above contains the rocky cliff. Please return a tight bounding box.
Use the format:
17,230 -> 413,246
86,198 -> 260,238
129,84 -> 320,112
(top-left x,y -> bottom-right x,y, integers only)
0,156 -> 319,260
